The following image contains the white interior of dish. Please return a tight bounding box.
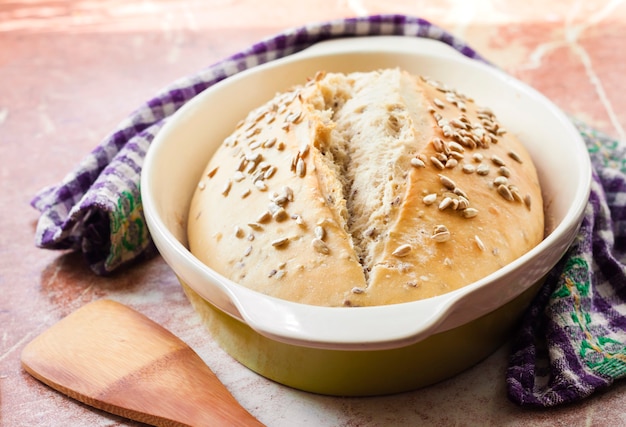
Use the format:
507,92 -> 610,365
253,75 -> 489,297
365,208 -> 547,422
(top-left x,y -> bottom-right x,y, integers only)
141,37 -> 591,350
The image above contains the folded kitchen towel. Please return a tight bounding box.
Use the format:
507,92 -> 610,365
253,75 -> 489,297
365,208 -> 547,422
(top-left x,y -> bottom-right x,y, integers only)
30,14 -> 626,407
506,119 -> 626,407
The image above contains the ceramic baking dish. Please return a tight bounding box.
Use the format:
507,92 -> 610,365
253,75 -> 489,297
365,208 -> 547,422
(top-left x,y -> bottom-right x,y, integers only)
141,36 -> 591,395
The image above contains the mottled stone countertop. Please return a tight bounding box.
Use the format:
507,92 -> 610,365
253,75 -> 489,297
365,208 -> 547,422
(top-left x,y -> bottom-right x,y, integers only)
2,1 -> 626,426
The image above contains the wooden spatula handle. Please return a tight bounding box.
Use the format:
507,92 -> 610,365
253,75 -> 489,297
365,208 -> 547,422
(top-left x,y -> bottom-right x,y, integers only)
21,299 -> 264,426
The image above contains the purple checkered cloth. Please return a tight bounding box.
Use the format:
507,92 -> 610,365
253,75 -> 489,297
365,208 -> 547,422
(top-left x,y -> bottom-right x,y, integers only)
31,14 -> 626,407
506,119 -> 626,406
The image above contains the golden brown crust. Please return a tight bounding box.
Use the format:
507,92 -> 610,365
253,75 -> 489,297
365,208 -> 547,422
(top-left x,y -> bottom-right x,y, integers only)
187,69 -> 544,307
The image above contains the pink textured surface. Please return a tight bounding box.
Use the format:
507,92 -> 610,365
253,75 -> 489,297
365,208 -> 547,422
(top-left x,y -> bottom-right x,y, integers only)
2,1 -> 626,425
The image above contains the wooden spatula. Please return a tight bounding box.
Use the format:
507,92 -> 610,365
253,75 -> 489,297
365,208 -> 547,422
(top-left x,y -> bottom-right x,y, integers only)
21,299 -> 264,427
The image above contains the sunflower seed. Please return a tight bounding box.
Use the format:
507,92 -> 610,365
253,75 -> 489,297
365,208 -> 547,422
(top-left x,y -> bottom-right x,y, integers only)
474,235 -> 486,251
257,211 -> 272,223
312,238 -> 330,254
445,158 -> 459,168
411,157 -> 426,168
272,207 -> 288,222
476,164 -> 490,175
449,151 -> 465,160
245,151 -> 262,163
508,150 -> 523,163
491,155 -> 506,166
296,158 -> 306,177
271,237 -> 289,248
497,184 -> 514,201
438,197 -> 453,210
439,175 -> 457,190
453,187 -> 469,199
392,244 -> 412,257
248,140 -> 262,150
244,125 -> 261,138
457,197 -> 470,210
430,156 -> 445,170
299,143 -> 310,158
432,137 -> 445,152
207,167 -> 219,178
494,176 -> 509,186
463,208 -> 479,218
423,193 -> 438,205
434,224 -> 448,233
510,187 -> 524,204
283,186 -> 294,202
285,110 -> 302,124
450,118 -> 467,129
263,137 -> 277,148
524,194 -> 532,209
432,225 -> 451,242
499,166 -> 511,177
221,180 -> 232,196
314,225 -> 326,240
462,164 -> 476,174
448,141 -> 465,153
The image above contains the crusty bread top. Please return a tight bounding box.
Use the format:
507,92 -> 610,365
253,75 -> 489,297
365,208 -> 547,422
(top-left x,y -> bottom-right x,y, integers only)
187,68 -> 544,307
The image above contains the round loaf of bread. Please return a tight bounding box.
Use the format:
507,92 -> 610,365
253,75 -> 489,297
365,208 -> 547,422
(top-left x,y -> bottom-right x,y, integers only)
187,68 -> 544,307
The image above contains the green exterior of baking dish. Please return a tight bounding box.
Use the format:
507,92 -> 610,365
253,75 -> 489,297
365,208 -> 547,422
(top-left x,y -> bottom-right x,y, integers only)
181,279 -> 544,397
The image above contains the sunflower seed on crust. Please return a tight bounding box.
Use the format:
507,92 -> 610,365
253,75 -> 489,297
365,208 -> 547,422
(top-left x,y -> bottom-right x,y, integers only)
411,157 -> 426,168
508,150 -> 523,163
314,225 -> 326,240
439,174 -> 456,190
524,194 -> 532,210
438,197 -> 453,210
497,184 -> 514,201
422,193 -> 438,205
392,244 -> 412,257
474,235 -> 486,251
432,227 -> 451,242
272,207 -> 289,222
463,208 -> 479,218
312,238 -> 330,254
462,164 -> 476,174
256,211 -> 272,223
430,156 -> 445,170
271,237 -> 289,248
491,155 -> 506,166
